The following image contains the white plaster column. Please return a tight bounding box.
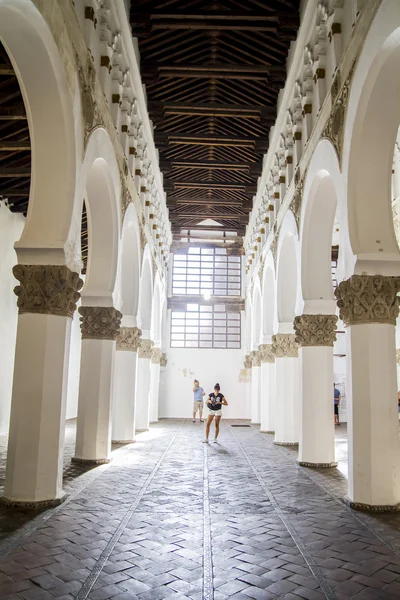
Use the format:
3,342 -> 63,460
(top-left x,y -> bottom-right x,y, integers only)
273,334 -> 299,446
3,265 -> 82,506
149,348 -> 162,423
112,327 -> 141,443
135,338 -> 153,432
259,344 -> 276,434
74,307 -> 122,464
250,351 -> 261,424
243,354 -> 253,418
294,314 -> 338,467
336,275 -> 400,510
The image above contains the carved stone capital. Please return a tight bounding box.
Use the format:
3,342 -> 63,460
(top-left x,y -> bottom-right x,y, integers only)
151,347 -> 163,364
293,314 -> 338,347
335,275 -> 400,326
258,344 -> 275,363
272,333 -> 298,358
244,354 -> 253,369
250,351 -> 261,367
79,307 -> 122,341
13,265 -> 83,318
116,327 -> 142,351
138,338 -> 154,359
160,353 -> 168,367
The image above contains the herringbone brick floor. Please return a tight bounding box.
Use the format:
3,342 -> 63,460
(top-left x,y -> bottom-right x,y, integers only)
0,420 -> 400,599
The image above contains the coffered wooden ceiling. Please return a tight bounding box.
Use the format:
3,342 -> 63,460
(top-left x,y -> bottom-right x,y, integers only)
131,0 -> 300,243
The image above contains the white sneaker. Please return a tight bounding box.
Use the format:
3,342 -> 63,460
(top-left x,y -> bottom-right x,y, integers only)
202,439 -> 209,444
213,439 -> 219,444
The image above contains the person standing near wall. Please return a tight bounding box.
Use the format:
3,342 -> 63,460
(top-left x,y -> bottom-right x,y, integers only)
334,383 -> 341,425
193,379 -> 205,423
203,383 -> 228,444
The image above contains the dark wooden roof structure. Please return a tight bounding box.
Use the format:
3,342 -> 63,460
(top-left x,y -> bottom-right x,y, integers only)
0,42 -> 91,270
0,43 -> 31,215
131,0 -> 300,244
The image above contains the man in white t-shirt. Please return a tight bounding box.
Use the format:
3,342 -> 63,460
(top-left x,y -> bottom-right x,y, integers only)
193,380 -> 205,423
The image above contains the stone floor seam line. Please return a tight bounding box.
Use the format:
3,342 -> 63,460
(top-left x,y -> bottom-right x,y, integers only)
251,423 -> 400,557
226,421 -> 338,600
76,419 -> 185,600
0,449 -> 125,560
203,443 -> 214,600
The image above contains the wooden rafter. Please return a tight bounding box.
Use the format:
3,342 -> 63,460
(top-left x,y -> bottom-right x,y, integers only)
132,0 -> 300,241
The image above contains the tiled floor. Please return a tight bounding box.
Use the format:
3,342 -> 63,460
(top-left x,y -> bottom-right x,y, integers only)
1,420 -> 400,599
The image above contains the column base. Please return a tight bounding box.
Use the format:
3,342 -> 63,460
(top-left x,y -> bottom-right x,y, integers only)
251,422 -> 261,426
112,439 -> 135,445
71,457 -> 111,465
297,460 -> 337,468
136,428 -> 149,433
260,430 -> 275,434
0,493 -> 68,509
150,420 -> 159,424
274,441 -> 298,447
342,497 -> 400,513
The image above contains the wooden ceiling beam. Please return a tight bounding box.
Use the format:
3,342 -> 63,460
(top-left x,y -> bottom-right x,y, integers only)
133,11 -> 295,22
171,199 -> 247,206
0,67 -> 15,76
171,224 -> 246,233
172,213 -> 244,220
0,167 -> 30,177
150,102 -> 275,118
161,160 -> 262,173
0,189 -> 29,196
0,107 -> 27,120
166,180 -> 257,191
0,141 -> 30,151
145,22 -> 278,32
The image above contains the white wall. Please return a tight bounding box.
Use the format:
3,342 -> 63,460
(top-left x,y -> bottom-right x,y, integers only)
65,304 -> 82,420
159,348 -> 250,419
0,203 -> 25,434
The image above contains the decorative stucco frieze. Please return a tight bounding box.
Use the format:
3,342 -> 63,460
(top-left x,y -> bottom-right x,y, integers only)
272,333 -> 298,358
116,327 -> 142,351
293,314 -> 338,347
13,265 -> 83,318
78,50 -> 105,144
258,344 -> 275,363
138,338 -> 154,359
289,176 -> 304,233
321,61 -> 356,165
151,347 -> 163,364
335,275 -> 400,326
160,353 -> 168,367
79,306 -> 122,340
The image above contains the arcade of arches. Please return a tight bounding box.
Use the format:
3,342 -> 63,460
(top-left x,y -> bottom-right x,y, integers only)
3,1 -> 400,599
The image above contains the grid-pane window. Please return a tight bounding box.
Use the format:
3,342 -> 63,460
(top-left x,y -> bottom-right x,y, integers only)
172,247 -> 241,297
170,304 -> 241,349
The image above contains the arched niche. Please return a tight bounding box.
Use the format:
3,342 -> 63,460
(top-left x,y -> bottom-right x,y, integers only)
138,246 -> 153,337
251,279 -> 262,350
80,129 -> 121,306
343,1 -> 400,274
0,0 -> 76,262
117,203 -> 141,324
276,211 -> 299,328
151,274 -> 163,346
301,169 -> 338,312
261,252 -> 276,341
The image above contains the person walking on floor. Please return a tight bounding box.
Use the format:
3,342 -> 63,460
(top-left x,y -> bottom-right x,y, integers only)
202,383 -> 228,444
334,383 -> 341,425
193,379 -> 205,423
